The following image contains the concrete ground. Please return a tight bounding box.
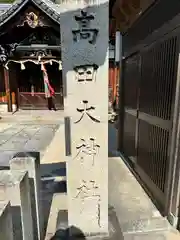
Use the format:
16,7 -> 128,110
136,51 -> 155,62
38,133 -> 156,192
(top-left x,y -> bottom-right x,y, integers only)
0,110 -> 64,168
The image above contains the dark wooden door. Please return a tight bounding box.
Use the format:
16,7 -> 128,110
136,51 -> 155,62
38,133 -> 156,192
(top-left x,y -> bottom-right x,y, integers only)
121,31 -> 180,218
19,91 -> 63,110
18,62 -> 64,110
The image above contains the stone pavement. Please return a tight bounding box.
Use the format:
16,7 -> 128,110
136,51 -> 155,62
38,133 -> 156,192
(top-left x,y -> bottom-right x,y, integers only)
0,110 -> 64,169
0,109 -> 65,122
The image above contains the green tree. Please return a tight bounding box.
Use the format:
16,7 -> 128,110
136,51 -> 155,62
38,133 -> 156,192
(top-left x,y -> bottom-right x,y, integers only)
0,0 -> 14,3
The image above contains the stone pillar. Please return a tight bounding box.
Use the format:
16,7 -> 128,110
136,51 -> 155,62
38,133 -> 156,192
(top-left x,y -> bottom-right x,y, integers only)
0,202 -> 14,240
60,1 -> 109,236
0,170 -> 33,240
10,152 -> 43,240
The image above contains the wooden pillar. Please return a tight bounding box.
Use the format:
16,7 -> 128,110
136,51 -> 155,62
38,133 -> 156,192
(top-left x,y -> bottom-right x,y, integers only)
115,65 -> 120,106
113,63 -> 120,106
4,67 -> 12,112
113,65 -> 117,102
108,62 -> 114,104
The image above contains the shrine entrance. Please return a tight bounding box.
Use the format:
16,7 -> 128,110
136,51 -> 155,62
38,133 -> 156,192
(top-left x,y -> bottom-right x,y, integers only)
0,0 -> 64,112
16,61 -> 63,110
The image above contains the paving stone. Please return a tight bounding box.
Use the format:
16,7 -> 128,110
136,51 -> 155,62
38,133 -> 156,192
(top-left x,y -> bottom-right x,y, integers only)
124,231 -> 168,240
0,122 -> 60,168
3,128 -> 22,135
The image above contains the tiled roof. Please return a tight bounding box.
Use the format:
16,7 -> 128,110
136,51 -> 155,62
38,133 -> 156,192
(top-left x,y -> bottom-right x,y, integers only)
0,0 -> 61,26
0,4 -> 11,15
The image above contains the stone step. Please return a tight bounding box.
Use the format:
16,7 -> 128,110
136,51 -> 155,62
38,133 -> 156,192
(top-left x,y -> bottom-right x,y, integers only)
120,217 -> 171,235
123,229 -> 180,240
124,231 -> 169,240
121,217 -> 173,240
109,157 -> 177,240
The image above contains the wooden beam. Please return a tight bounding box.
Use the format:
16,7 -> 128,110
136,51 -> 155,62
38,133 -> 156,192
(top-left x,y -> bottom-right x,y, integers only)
111,0 -> 144,32
16,45 -> 61,51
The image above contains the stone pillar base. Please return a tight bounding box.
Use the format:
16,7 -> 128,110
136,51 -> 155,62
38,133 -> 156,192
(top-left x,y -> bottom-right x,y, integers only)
10,152 -> 43,240
49,205 -> 121,240
0,170 -> 33,240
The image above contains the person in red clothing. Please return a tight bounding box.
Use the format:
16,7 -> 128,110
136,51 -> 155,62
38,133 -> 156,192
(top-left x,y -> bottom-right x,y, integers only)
47,88 -> 56,111
43,64 -> 57,111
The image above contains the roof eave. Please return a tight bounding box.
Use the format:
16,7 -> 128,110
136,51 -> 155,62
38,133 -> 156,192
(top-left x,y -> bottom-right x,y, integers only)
0,0 -> 60,28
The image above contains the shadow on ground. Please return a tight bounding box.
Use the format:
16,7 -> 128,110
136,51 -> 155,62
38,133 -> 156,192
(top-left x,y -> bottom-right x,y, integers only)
108,122 -> 118,158
40,162 -> 67,235
50,226 -> 86,240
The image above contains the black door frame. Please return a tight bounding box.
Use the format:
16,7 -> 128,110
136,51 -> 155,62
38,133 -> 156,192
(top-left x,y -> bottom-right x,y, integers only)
118,27 -> 180,226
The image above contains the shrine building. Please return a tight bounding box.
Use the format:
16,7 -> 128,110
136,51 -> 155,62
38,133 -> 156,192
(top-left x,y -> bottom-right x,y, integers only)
0,0 -> 64,112
0,0 -> 117,112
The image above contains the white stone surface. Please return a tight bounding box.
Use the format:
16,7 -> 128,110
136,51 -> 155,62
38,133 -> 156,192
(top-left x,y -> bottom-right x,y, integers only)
60,0 -> 109,236
0,170 -> 33,240
0,103 -> 8,112
0,201 -> 14,240
10,155 -> 43,240
12,104 -> 16,112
